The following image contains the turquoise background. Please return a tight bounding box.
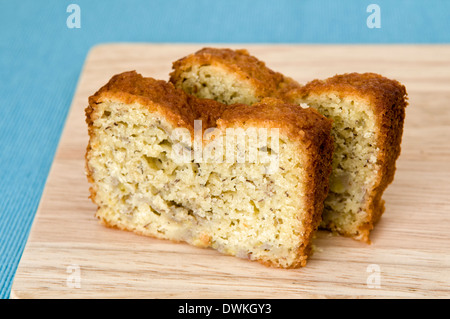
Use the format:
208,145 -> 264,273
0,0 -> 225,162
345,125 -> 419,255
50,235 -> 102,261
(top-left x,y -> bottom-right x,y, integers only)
1,0 -> 449,298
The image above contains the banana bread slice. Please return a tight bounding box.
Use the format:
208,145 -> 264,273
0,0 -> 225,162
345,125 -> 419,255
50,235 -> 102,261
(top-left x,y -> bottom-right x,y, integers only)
285,73 -> 407,242
170,48 -> 408,243
85,71 -> 333,268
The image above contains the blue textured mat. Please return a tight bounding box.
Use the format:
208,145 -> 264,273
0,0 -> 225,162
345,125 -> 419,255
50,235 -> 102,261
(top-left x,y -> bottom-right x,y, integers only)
1,0 -> 449,299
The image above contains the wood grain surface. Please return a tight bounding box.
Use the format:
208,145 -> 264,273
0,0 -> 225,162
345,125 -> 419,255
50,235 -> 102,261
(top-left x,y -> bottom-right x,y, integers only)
11,44 -> 450,298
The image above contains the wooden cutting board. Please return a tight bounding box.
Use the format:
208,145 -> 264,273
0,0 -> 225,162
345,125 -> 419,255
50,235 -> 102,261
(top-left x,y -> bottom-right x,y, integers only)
11,44 -> 450,298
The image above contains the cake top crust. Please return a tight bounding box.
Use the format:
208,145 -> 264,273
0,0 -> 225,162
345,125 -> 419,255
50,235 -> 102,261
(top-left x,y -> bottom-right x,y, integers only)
88,70 -> 202,130
287,72 -> 408,113
169,47 -> 300,99
87,71 -> 332,145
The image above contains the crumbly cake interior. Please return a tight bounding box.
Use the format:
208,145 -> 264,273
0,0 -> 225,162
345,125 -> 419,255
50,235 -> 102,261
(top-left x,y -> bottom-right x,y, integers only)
87,100 -> 315,268
294,94 -> 379,238
174,65 -> 261,105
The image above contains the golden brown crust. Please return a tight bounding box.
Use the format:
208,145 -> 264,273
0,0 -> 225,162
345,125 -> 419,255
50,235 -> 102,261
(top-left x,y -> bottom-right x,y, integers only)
218,97 -> 333,146
88,71 -> 200,131
169,47 -> 300,100
287,72 -> 408,242
87,71 -> 331,145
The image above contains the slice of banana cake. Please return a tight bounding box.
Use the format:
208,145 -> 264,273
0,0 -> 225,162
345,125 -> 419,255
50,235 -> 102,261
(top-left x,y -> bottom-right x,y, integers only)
85,71 -> 333,268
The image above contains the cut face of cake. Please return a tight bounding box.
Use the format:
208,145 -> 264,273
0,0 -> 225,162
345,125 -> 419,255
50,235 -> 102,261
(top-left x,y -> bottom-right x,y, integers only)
170,48 -> 408,243
286,74 -> 407,242
85,71 -> 333,268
